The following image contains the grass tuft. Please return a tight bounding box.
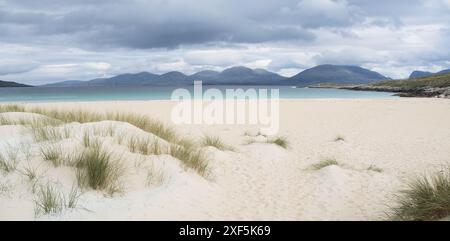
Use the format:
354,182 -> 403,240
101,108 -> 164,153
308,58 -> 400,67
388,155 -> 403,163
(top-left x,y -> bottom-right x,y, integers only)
21,163 -> 39,181
334,135 -> 345,142
202,135 -> 232,151
0,147 -> 19,173
34,184 -> 64,216
146,163 -> 167,187
368,165 -> 383,173
40,145 -> 62,167
389,168 -> 450,221
75,145 -> 123,194
169,144 -> 208,176
0,104 -> 26,113
312,158 -> 340,170
34,184 -> 82,217
267,136 -> 289,149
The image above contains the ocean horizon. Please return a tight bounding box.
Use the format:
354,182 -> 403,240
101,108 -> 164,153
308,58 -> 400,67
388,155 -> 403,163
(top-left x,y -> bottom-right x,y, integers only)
0,85 -> 396,103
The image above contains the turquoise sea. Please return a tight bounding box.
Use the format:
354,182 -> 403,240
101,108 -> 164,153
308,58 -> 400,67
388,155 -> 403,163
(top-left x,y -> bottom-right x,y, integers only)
0,85 -> 396,102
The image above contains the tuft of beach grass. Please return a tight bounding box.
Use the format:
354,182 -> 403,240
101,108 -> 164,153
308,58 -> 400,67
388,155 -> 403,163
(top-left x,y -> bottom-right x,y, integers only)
75,144 -> 124,194
202,135 -> 233,151
40,145 -> 63,167
312,158 -> 340,170
367,165 -> 383,173
388,168 -> 450,221
267,136 -> 289,149
334,135 -> 345,142
169,144 -> 208,176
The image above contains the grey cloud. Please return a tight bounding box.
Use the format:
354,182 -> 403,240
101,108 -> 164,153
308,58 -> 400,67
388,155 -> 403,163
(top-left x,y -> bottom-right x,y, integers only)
0,0 -> 449,84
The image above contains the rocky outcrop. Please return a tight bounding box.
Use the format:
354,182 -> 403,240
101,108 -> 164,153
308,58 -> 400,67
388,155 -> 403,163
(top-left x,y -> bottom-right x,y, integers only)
344,86 -> 450,98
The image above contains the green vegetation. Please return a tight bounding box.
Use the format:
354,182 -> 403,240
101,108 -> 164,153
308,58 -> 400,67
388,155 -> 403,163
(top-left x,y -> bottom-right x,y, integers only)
367,165 -> 383,173
0,105 -> 180,146
334,135 -> 345,142
0,147 -> 19,173
312,158 -> 340,170
0,104 -> 211,177
127,136 -> 165,155
373,72 -> 450,88
34,184 -> 64,216
75,145 -> 123,194
169,144 -> 208,176
267,136 -> 289,149
202,135 -> 232,151
34,184 -> 81,216
40,145 -> 63,167
21,164 -> 39,182
389,168 -> 450,221
0,104 -> 25,113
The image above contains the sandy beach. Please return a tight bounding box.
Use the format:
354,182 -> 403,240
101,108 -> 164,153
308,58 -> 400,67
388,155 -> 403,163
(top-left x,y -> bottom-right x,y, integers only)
1,98 -> 450,220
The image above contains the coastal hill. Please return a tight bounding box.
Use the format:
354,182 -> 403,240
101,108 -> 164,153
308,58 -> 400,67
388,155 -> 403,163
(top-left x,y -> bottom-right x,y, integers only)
44,65 -> 389,87
409,69 -> 450,79
0,80 -> 32,88
287,65 -> 390,86
341,72 -> 450,98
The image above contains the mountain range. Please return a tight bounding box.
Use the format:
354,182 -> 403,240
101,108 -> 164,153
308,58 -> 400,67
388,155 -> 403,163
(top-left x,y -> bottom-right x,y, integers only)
409,69 -> 450,79
0,80 -> 32,88
44,65 -> 390,87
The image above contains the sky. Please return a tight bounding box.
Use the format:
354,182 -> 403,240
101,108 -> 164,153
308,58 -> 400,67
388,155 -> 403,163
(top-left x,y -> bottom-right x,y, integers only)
0,0 -> 449,85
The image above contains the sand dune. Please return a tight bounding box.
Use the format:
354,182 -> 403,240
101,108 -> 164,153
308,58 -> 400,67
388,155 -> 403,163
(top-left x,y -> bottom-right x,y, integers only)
1,98 -> 450,220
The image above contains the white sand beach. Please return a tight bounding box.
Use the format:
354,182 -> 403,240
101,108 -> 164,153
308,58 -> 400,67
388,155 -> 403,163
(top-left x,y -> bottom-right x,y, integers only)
1,98 -> 450,220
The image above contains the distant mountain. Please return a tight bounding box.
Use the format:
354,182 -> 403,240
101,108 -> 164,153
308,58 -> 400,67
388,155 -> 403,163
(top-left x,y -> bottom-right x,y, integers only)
43,66 -> 287,87
287,65 -> 389,86
409,71 -> 434,79
409,69 -> 450,79
196,66 -> 287,85
43,65 -> 391,87
0,80 -> 32,88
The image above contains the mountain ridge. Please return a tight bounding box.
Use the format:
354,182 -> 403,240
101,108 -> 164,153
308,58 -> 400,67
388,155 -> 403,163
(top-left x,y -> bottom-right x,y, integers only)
409,69 -> 450,79
0,80 -> 32,88
43,65 -> 390,87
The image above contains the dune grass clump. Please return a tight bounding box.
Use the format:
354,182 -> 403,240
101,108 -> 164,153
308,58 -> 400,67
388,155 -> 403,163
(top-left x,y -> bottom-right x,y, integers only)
0,104 -> 25,113
40,145 -> 63,167
34,184 -> 82,217
312,158 -> 340,170
75,145 -> 123,194
31,126 -> 66,142
389,168 -> 450,221
105,113 -> 177,143
267,136 -> 289,149
0,116 -> 14,126
0,147 -> 19,173
169,144 -> 208,176
1,105 -> 180,146
127,136 -> 166,155
202,135 -> 232,151
82,131 -> 102,149
368,165 -> 383,173
334,135 -> 345,142
21,164 -> 39,182
146,163 -> 167,187
66,186 -> 82,209
0,181 -> 10,196
34,184 -> 64,216
0,154 -> 17,173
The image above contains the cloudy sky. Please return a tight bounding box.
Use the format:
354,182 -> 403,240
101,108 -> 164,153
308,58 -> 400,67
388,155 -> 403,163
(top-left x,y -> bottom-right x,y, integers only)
0,0 -> 449,85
